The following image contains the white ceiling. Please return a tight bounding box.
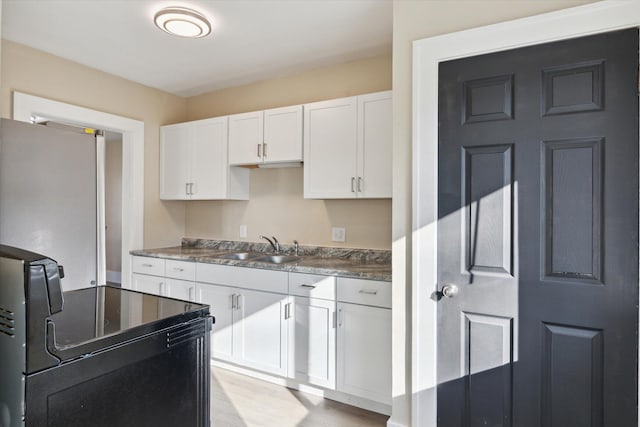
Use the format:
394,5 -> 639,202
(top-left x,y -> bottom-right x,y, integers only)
2,0 -> 393,97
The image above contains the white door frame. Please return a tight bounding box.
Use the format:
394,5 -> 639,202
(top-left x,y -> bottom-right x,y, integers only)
412,1 -> 640,426
13,92 -> 144,289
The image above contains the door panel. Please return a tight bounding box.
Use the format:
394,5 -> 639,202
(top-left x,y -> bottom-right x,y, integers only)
437,29 -> 638,426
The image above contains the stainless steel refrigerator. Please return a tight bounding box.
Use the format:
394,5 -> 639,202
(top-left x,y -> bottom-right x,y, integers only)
0,118 -> 97,290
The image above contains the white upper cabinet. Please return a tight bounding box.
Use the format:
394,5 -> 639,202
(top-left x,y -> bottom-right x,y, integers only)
228,111 -> 263,165
229,105 -> 303,165
303,91 -> 392,199
160,117 -> 249,200
263,105 -> 303,164
357,92 -> 393,198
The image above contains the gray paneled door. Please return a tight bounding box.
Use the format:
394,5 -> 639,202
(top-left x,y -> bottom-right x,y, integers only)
437,29 -> 638,426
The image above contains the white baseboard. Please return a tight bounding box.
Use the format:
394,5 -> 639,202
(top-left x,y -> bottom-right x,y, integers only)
386,420 -> 407,427
106,270 -> 121,284
211,360 -> 392,416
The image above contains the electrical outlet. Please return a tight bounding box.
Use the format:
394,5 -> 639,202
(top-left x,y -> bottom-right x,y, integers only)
331,227 -> 346,242
239,225 -> 247,238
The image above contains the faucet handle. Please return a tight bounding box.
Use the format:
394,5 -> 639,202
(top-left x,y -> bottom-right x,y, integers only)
293,240 -> 299,256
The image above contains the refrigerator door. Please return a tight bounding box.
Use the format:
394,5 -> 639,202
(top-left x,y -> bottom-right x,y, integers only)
0,118 -> 97,290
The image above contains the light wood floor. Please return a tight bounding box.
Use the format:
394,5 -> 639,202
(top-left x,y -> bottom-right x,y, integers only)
211,367 -> 390,427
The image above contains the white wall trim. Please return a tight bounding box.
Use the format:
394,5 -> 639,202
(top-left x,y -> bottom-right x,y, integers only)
412,1 -> 640,426
13,92 -> 144,289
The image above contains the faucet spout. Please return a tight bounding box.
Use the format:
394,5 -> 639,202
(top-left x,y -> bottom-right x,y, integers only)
259,235 -> 280,254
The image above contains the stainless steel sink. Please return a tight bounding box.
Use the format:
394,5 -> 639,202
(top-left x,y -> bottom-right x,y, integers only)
216,252 -> 261,260
254,255 -> 301,264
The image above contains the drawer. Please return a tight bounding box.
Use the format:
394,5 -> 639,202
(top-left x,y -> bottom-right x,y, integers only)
165,259 -> 196,281
289,273 -> 335,300
196,263 -> 288,294
337,277 -> 391,308
131,256 -> 165,277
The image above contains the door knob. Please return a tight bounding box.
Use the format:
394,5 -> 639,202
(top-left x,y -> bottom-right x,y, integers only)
441,284 -> 459,298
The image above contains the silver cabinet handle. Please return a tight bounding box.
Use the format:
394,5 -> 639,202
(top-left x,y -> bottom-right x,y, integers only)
338,308 -> 343,327
300,284 -> 316,289
257,143 -> 262,158
284,302 -> 291,320
263,143 -> 267,158
185,182 -> 190,195
332,311 -> 337,329
358,289 -> 378,295
188,287 -> 194,301
231,294 -> 236,310
351,177 -> 356,192
159,282 -> 165,295
172,267 -> 184,272
236,294 -> 242,311
141,263 -> 153,267
190,182 -> 196,195
357,177 -> 363,192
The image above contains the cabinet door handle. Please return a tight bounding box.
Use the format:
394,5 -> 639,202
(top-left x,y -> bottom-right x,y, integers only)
185,183 -> 190,195
358,289 -> 378,295
351,177 -> 356,192
159,282 -> 165,295
190,183 -> 196,195
300,284 -> 316,289
236,294 -> 243,311
357,177 -> 363,193
263,143 -> 267,158
188,287 -> 194,301
332,311 -> 337,329
338,308 -> 343,327
231,294 -> 236,310
257,143 -> 262,158
284,302 -> 291,320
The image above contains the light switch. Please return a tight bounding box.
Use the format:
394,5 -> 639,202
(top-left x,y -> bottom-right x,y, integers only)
331,227 -> 346,242
239,225 -> 247,238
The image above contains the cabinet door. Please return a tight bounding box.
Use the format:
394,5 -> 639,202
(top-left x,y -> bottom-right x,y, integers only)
190,117 -> 228,199
336,302 -> 391,404
234,289 -> 289,376
166,278 -> 196,301
303,97 -> 357,199
197,283 -> 235,362
228,111 -> 264,165
131,273 -> 164,296
263,105 -> 303,163
289,296 -> 336,389
160,125 -> 190,200
357,91 -> 392,198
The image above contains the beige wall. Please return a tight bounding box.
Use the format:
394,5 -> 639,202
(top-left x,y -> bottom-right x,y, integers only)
185,54 -> 393,249
391,1 -> 597,425
1,40 -> 188,248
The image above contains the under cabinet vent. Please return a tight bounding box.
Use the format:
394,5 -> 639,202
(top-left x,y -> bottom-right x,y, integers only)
0,307 -> 15,337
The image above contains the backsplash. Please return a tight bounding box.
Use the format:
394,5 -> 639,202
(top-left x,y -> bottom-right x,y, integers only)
181,238 -> 391,263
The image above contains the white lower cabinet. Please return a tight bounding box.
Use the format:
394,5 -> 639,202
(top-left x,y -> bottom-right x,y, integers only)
235,288 -> 289,376
288,296 -> 336,389
336,302 -> 392,405
197,283 -> 235,361
197,281 -> 290,377
131,272 -> 164,296
166,278 -> 196,300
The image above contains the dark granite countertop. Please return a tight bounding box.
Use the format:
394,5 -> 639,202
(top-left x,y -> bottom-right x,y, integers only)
131,239 -> 392,282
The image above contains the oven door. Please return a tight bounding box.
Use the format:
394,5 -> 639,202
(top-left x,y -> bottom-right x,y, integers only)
25,318 -> 210,427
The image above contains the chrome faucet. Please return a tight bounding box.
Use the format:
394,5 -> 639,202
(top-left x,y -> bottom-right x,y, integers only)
293,240 -> 299,256
260,235 -> 280,254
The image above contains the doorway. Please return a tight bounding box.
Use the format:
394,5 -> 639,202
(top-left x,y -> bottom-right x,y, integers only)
13,92 -> 144,289
412,2 -> 640,426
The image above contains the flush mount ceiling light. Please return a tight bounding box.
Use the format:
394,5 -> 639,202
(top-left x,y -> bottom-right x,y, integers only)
154,7 -> 211,38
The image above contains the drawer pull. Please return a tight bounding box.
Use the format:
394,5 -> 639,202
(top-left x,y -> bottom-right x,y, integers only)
172,267 -> 185,272
300,284 -> 316,289
358,289 -> 378,295
141,263 -> 153,267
